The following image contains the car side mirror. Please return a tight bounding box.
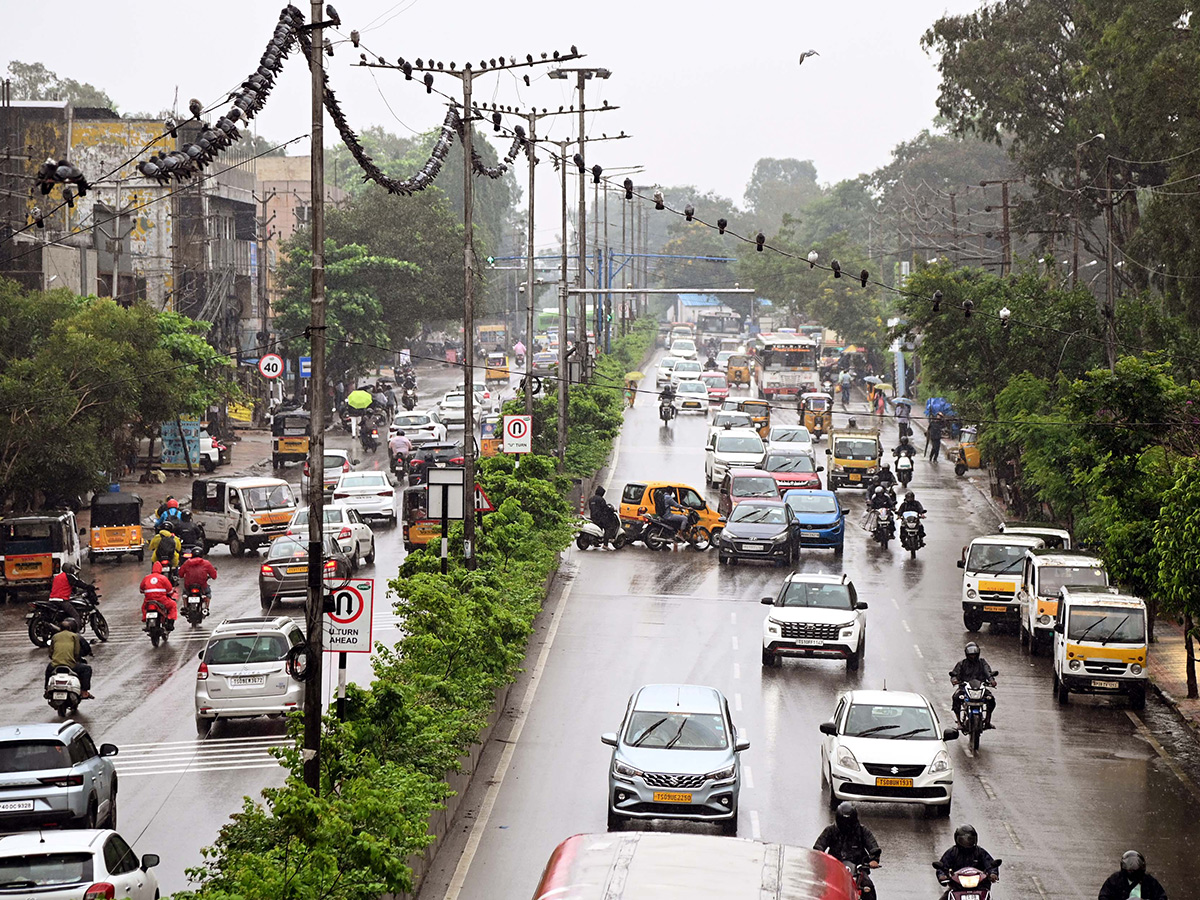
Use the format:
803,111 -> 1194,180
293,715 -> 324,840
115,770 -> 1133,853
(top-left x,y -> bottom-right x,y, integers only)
735,737 -> 750,752
760,596 -> 774,605
824,448 -> 832,455
956,559 -> 965,568
817,466 -> 824,472
1053,622 -> 1064,633
141,854 -> 160,870
99,743 -> 118,757
352,459 -> 361,466
943,728 -> 960,741
855,601 -> 869,610
197,650 -> 204,660
600,732 -> 618,747
819,722 -> 838,736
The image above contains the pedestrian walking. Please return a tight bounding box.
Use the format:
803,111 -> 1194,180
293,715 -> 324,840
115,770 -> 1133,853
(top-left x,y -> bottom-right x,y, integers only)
625,380 -> 637,408
896,402 -> 911,439
874,391 -> 886,420
929,413 -> 945,461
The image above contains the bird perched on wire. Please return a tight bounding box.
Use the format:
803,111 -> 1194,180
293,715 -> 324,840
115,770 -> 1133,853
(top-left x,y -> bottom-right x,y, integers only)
573,153 -> 585,173
799,50 -> 820,66
164,117 -> 178,139
653,189 -> 665,210
717,217 -> 727,234
188,98 -> 203,119
831,259 -> 842,278
684,204 -> 695,222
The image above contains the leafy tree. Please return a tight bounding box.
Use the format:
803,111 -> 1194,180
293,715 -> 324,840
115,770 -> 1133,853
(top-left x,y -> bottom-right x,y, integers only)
743,158 -> 822,231
5,60 -> 115,109
1155,458 -> 1200,699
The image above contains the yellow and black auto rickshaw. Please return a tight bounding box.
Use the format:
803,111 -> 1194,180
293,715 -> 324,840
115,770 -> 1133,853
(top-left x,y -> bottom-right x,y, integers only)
799,391 -> 833,441
88,492 -> 144,564
726,354 -> 751,388
485,352 -> 510,385
480,415 -> 503,458
271,410 -> 311,470
402,485 -> 440,552
736,398 -> 771,440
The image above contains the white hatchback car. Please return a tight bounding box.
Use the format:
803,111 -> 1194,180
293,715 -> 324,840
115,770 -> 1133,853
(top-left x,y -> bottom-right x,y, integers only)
332,471 -> 397,526
674,380 -> 710,414
285,503 -> 375,568
761,572 -> 866,670
656,356 -> 679,387
671,359 -> 704,384
819,689 -> 957,816
390,410 -> 447,445
767,425 -> 814,458
0,829 -> 160,900
669,338 -> 699,360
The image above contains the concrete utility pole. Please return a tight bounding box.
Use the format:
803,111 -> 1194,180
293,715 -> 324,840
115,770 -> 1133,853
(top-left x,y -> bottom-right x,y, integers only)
1104,157 -> 1118,371
981,179 -> 1017,277
1073,133 -> 1105,289
556,138 -> 570,470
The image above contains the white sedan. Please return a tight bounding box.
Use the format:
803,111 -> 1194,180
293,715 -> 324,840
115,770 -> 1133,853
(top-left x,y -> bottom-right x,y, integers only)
332,471 -> 398,526
820,689 -> 956,815
767,425 -> 815,458
656,356 -> 679,386
673,379 -> 710,414
285,503 -> 375,569
390,410 -> 447,445
669,338 -> 698,360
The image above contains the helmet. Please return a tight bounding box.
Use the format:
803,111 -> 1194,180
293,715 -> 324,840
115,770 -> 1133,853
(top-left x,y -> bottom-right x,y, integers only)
1120,851 -> 1145,883
62,562 -> 78,576
167,498 -> 179,509
874,487 -> 883,496
954,824 -> 978,851
594,486 -> 605,497
181,510 -> 192,522
834,802 -> 859,834
965,642 -> 980,660
881,462 -> 890,470
905,491 -> 915,501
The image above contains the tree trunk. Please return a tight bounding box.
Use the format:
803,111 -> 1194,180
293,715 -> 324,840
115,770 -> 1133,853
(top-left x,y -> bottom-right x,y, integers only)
1186,611 -> 1198,700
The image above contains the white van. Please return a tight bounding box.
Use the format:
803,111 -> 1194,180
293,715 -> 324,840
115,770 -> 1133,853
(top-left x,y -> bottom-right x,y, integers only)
190,477 -> 297,556
1017,548 -> 1108,654
957,533 -> 1045,632
0,511 -> 83,598
999,520 -> 1072,550
1053,586 -> 1148,710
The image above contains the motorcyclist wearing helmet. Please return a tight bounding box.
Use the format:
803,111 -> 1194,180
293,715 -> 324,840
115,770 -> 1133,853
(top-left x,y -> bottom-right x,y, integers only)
950,642 -> 997,729
170,510 -> 205,553
48,562 -> 92,623
874,461 -> 896,490
936,825 -> 998,888
45,618 -> 93,700
897,491 -> 927,546
1098,850 -> 1168,900
659,383 -> 677,403
893,435 -> 916,459
179,553 -> 218,614
868,486 -> 895,512
149,526 -> 181,571
652,487 -> 689,540
587,486 -> 621,546
155,497 -> 183,531
814,802 -> 880,897
139,561 -> 178,629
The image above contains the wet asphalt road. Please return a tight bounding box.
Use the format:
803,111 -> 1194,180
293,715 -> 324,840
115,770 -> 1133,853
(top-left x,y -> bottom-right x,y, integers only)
420,351 -> 1200,900
0,363 -> 478,895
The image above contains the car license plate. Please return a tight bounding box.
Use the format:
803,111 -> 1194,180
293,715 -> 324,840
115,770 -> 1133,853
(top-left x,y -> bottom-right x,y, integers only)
984,605 -> 1009,612
792,638 -> 823,647
286,566 -> 308,574
229,675 -> 267,687
652,791 -> 693,803
742,544 -> 765,551
51,692 -> 67,701
1092,679 -> 1120,689
874,777 -> 913,788
801,530 -> 821,538
684,401 -> 699,408
849,473 -> 861,482
0,800 -> 34,812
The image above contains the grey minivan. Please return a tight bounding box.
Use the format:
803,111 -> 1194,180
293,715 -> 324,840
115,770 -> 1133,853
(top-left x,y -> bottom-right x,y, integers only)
0,722 -> 118,830
602,684 -> 748,835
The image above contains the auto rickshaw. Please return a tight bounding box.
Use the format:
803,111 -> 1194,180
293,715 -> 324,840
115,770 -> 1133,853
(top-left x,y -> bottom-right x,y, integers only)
480,415 -> 502,458
799,391 -> 833,441
88,493 -> 145,564
402,486 -> 440,551
952,425 -> 981,476
736,398 -> 771,440
485,352 -> 509,385
271,410 -> 311,470
726,354 -> 751,388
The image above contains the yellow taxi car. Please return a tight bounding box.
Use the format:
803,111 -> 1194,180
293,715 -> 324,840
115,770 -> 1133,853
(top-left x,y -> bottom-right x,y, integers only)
618,481 -> 725,546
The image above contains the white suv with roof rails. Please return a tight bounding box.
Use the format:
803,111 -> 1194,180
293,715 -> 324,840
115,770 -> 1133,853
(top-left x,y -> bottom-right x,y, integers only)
761,572 -> 867,671
194,616 -> 306,735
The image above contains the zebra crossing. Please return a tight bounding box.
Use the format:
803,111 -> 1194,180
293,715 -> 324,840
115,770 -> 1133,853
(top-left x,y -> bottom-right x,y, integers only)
112,735 -> 284,777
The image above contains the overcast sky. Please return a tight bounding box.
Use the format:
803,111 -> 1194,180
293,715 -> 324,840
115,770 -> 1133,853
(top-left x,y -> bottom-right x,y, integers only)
3,0 -> 982,240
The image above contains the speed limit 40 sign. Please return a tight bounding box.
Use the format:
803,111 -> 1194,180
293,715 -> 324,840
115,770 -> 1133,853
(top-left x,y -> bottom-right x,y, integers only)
503,415 -> 532,453
323,579 -> 374,653
258,353 -> 284,379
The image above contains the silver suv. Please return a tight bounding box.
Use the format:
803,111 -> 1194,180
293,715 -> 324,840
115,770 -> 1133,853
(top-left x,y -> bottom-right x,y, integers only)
0,722 -> 118,830
195,616 -> 306,735
601,684 -> 748,835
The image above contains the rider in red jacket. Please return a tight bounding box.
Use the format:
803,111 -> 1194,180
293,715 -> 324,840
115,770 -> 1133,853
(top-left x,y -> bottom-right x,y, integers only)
179,556 -> 217,613
139,561 -> 177,627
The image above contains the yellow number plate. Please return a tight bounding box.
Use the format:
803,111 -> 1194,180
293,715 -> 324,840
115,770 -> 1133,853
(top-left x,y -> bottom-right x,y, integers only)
286,565 -> 308,574
984,605 -> 1009,612
652,791 -> 693,803
849,473 -> 861,482
874,777 -> 913,788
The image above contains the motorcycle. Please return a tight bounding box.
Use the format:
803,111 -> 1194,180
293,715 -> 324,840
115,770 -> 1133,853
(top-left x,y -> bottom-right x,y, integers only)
142,596 -> 174,647
360,419 -> 380,453
27,585 -> 109,647
401,387 -> 418,411
641,509 -> 711,551
576,515 -> 627,550
934,861 -> 1002,900
838,860 -> 878,900
954,674 -> 997,752
899,510 -> 924,559
182,585 -> 207,627
44,666 -> 83,718
953,446 -> 970,477
870,506 -> 895,549
659,399 -> 677,423
895,454 -> 914,487
179,543 -> 205,565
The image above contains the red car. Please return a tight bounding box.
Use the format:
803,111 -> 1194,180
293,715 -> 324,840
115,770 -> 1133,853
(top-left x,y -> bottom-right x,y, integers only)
717,468 -> 781,517
701,372 -> 730,404
763,451 -> 823,493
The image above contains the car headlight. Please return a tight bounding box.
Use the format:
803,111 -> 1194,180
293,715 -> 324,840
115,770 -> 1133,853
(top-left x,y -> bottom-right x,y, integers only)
720,532 -> 734,545
771,531 -> 790,543
1131,663 -> 1143,675
929,749 -> 951,774
706,765 -> 736,781
966,588 -> 978,599
767,625 -> 779,635
1038,614 -> 1052,625
832,464 -> 845,473
613,760 -> 643,779
768,617 -> 787,628
835,745 -> 860,772
1068,658 -> 1082,670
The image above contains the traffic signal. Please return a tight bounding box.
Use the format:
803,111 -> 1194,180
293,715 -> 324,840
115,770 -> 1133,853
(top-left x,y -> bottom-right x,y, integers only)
486,255 -> 496,266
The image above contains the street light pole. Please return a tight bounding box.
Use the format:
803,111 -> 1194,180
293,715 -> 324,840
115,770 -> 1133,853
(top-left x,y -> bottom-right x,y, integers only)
461,71 -> 477,568
1072,133 -> 1104,289
557,138 -> 569,470
524,111 -> 537,417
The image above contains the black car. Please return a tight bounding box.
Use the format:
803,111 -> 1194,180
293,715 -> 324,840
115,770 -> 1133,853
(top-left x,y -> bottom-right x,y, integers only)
717,499 -> 801,567
258,534 -> 352,610
407,441 -> 466,486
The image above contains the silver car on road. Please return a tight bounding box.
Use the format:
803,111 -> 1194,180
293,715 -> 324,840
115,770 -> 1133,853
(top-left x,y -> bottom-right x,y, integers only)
602,683 -> 748,835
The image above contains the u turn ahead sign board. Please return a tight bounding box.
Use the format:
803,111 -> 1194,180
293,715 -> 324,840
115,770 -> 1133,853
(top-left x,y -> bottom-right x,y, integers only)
503,414 -> 532,453
323,578 -> 374,653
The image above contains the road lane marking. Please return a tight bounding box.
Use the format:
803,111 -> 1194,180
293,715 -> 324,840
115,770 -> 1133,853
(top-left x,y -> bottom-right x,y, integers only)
444,567 -> 578,900
749,810 -> 761,839
117,735 -> 279,749
1126,710 -> 1200,801
735,693 -> 743,712
1030,874 -> 1051,900
890,598 -> 898,609
913,644 -> 923,659
744,765 -> 754,789
731,636 -> 738,651
902,620 -> 911,633
730,612 -> 737,625
117,760 -> 283,777
733,663 -> 741,680
1002,821 -> 1023,850
976,775 -> 997,801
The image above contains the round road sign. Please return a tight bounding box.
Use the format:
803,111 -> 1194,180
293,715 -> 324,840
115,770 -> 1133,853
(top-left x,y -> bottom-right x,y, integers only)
258,353 -> 284,379
327,585 -> 366,625
505,417 -> 529,440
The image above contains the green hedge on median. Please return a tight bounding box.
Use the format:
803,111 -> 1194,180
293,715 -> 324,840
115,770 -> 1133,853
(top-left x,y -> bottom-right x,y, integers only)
177,322 -> 654,900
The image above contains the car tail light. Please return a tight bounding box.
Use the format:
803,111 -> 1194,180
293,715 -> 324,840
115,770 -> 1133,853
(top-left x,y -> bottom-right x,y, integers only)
260,564 -> 274,576
38,775 -> 82,787
211,438 -> 219,449
197,662 -> 209,681
84,884 -> 116,900
337,527 -> 352,540
377,491 -> 393,497
324,559 -> 337,571
411,459 -> 426,468
451,456 -> 464,465
303,462 -> 310,476
343,461 -> 350,471
333,493 -> 348,499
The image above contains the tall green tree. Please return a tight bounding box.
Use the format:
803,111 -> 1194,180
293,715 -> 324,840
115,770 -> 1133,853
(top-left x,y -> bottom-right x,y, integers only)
1155,458 -> 1200,698
5,60 -> 115,109
743,158 -> 822,231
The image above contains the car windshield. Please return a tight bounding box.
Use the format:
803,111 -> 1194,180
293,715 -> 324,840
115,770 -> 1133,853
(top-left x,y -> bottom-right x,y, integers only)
844,703 -> 938,740
268,539 -> 308,560
786,493 -> 838,515
393,415 -> 428,427
729,505 -> 786,525
717,352 -> 733,364
340,474 -> 387,488
702,375 -> 727,388
766,455 -> 815,473
713,414 -> 752,429
205,633 -> 290,665
732,476 -> 778,497
423,446 -> 463,463
673,340 -> 696,351
966,543 -> 1029,574
659,358 -> 678,370
833,439 -> 878,461
771,427 -> 811,443
0,740 -> 69,772
243,484 -> 294,512
291,508 -> 345,527
717,436 -> 763,453
322,454 -> 347,469
625,711 -> 728,750
0,852 -> 92,888
678,382 -> 706,394
676,362 -> 702,374
1068,607 -> 1146,643
780,582 -> 853,609
443,395 -> 465,407
1040,565 -> 1107,596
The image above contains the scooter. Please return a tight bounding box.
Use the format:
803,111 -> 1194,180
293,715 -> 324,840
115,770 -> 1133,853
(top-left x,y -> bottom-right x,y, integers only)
899,510 -> 924,559
837,860 -> 879,900
44,666 -> 82,718
576,516 -> 627,550
934,861 -> 1002,900
954,673 -> 998,752
659,399 -> 677,423
142,597 -> 174,647
182,586 -> 207,627
895,454 -> 914,487
870,507 -> 895,549
401,386 -> 418,411
360,420 -> 380,453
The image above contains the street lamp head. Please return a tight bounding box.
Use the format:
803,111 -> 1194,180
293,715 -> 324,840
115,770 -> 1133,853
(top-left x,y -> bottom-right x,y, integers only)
548,69 -> 568,80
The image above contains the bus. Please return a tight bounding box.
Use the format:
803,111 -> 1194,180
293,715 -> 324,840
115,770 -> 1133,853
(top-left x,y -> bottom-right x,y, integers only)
531,832 -> 856,900
754,332 -> 819,397
696,310 -> 744,347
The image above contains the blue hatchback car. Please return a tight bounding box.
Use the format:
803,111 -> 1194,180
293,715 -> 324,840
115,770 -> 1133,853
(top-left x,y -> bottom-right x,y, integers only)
782,489 -> 845,555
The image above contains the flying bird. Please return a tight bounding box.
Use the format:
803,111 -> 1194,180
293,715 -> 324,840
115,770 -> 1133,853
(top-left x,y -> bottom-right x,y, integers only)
799,50 -> 820,65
